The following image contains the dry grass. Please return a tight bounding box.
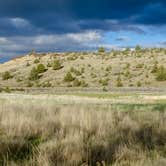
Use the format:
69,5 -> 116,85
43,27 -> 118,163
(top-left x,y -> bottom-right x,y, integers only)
0,97 -> 166,166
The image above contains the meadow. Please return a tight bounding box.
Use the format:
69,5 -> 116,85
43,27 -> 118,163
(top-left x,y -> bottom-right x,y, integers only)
0,92 -> 166,166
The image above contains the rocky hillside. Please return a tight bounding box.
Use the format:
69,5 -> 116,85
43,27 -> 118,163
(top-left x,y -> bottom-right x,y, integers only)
0,48 -> 166,88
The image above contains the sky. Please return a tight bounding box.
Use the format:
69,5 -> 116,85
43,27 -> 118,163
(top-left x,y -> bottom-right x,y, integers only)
0,0 -> 166,62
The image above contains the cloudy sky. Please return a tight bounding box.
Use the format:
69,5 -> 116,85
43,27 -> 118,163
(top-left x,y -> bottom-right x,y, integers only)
0,0 -> 166,62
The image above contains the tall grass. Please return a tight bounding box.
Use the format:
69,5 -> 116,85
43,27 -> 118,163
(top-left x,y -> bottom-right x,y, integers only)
0,100 -> 165,165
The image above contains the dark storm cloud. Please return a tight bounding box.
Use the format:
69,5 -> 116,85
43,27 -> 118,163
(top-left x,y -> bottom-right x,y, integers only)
0,0 -> 165,36
1,0 -> 165,21
130,2 -> 166,25
68,0 -> 166,25
78,20 -> 145,34
0,17 -> 43,36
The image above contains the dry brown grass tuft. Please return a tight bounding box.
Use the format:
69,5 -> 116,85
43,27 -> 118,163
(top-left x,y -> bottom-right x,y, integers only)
0,99 -> 165,165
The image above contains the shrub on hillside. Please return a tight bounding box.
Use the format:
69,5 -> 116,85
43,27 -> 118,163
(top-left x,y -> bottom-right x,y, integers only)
16,77 -> 23,82
98,47 -> 105,53
124,70 -> 131,78
81,67 -> 85,74
137,81 -> 142,87
2,71 -> 13,80
67,54 -> 78,61
112,51 -> 118,57
80,56 -> 84,60
26,62 -> 30,66
116,76 -> 123,87
4,87 -> 11,93
123,48 -> 130,55
70,67 -> 82,76
125,63 -> 130,69
155,66 -> 166,81
106,65 -> 112,72
136,63 -> 144,69
103,86 -> 108,91
80,80 -> 88,87
99,78 -> 109,86
29,67 -> 39,81
52,59 -> 63,70
36,64 -> 47,73
151,63 -> 158,73
135,45 -> 141,51
47,62 -> 52,67
26,81 -> 34,87
42,81 -> 52,87
64,72 -> 75,82
34,59 -> 40,64
91,73 -> 97,78
73,78 -> 81,87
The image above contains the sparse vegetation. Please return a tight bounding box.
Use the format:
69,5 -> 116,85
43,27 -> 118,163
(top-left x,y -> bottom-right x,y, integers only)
1,48 -> 166,87
99,78 -> 109,86
36,63 -> 47,73
67,54 -> 78,61
124,70 -> 131,78
34,59 -> 40,64
70,67 -> 82,76
80,80 -> 88,87
16,77 -> 23,82
91,73 -> 97,78
47,62 -> 52,67
151,62 -> 158,73
29,67 -> 39,81
135,45 -> 141,51
137,81 -> 142,87
98,47 -> 105,53
155,65 -> 166,81
64,72 -> 75,82
26,62 -> 30,66
125,63 -> 130,69
3,86 -> 11,93
73,78 -> 81,86
106,65 -> 112,72
116,76 -> 123,87
41,81 -> 52,87
26,81 -> 34,87
2,71 -> 13,80
52,59 -> 63,70
136,63 -> 144,69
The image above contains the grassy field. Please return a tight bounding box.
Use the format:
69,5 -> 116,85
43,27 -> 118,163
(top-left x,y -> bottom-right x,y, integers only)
0,92 -> 166,166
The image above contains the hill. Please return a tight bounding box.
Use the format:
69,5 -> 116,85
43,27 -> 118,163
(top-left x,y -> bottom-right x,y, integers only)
0,48 -> 166,88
